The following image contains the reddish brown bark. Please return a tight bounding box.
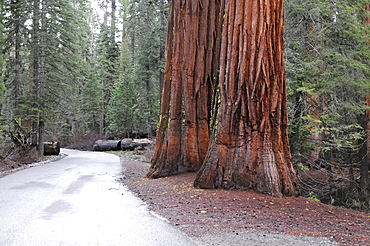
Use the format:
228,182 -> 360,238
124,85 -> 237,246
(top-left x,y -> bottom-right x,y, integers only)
366,4 -> 370,168
358,96 -> 370,197
194,0 -> 299,197
147,0 -> 224,178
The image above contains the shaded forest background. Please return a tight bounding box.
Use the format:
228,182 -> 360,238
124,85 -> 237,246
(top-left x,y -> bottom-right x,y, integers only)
0,0 -> 369,211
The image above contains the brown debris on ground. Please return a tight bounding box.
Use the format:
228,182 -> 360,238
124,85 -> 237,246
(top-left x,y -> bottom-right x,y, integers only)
120,157 -> 370,246
0,147 -> 64,178
0,146 -> 40,178
0,156 -> 19,173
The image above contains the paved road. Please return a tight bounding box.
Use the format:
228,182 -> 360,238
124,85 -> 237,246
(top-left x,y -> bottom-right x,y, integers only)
0,149 -> 197,246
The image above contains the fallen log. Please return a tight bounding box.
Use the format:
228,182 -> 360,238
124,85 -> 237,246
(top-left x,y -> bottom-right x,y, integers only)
44,141 -> 60,155
121,139 -> 149,151
93,139 -> 152,151
93,140 -> 121,151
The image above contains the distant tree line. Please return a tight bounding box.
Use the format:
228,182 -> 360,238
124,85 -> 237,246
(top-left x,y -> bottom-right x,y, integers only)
0,0 -> 167,149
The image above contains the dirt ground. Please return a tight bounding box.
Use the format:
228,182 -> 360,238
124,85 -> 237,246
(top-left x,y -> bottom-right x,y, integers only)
120,156 -> 370,246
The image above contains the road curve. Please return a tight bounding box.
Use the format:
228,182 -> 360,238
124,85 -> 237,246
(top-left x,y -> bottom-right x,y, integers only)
0,149 -> 197,246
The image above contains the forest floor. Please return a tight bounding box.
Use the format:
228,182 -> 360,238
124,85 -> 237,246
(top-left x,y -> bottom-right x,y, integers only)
119,149 -> 370,246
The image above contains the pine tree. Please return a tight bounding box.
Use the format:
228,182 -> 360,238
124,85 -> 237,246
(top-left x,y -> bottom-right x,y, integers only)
1,0 -> 93,152
107,0 -> 168,138
107,63 -> 139,138
93,0 -> 120,136
2,0 -> 29,119
285,0 -> 370,205
286,0 -> 369,154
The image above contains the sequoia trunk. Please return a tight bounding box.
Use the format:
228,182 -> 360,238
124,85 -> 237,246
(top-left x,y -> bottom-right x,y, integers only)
147,0 -> 223,178
194,0 -> 299,197
365,4 -> 370,170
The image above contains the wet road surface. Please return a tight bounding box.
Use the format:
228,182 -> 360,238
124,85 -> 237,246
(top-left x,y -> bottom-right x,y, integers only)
0,149 -> 197,246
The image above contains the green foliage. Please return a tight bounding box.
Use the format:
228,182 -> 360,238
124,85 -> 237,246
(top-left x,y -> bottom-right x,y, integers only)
107,64 -> 140,137
285,0 -> 370,159
285,0 -> 370,211
1,0 -> 167,142
105,0 -> 167,138
297,163 -> 310,172
1,0 -> 94,145
80,60 -> 105,134
307,192 -> 321,202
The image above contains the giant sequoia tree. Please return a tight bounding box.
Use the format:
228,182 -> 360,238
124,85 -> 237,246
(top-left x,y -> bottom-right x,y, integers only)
193,0 -> 299,197
147,0 -> 223,178
149,0 -> 299,197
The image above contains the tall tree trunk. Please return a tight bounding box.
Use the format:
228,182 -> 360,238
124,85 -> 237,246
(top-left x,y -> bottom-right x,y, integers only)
119,14 -> 126,77
366,4 -> 370,167
31,0 -> 40,146
359,3 -> 370,197
358,110 -> 369,198
102,0 -> 108,26
111,0 -> 116,47
194,0 -> 299,197
158,0 -> 166,104
37,0 -> 47,156
147,0 -> 224,178
14,10 -> 20,116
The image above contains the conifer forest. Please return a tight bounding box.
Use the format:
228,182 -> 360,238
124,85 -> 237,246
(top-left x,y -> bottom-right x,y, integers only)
0,0 -> 369,211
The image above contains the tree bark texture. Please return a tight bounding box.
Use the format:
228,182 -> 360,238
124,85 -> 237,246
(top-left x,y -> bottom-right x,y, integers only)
366,4 -> 370,169
147,0 -> 224,178
194,0 -> 299,197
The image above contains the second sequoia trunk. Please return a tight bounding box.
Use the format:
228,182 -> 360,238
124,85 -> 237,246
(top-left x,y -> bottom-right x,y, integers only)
194,0 -> 299,197
147,0 -> 224,178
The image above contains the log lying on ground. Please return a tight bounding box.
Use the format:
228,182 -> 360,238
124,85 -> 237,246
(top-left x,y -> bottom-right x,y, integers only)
121,139 -> 149,150
93,140 -> 121,151
44,141 -> 60,155
93,139 -> 152,151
